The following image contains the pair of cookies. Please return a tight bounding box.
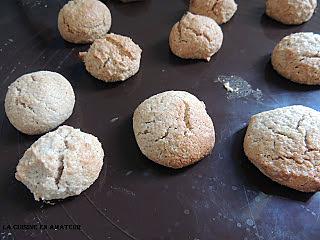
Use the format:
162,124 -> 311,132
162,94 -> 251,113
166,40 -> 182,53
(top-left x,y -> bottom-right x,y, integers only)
5,71 -> 105,201
169,0 -> 238,61
58,0 -> 142,82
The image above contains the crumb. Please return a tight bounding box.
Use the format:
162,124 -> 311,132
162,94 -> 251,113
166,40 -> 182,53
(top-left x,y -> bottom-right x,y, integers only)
223,82 -> 234,92
110,117 -> 119,123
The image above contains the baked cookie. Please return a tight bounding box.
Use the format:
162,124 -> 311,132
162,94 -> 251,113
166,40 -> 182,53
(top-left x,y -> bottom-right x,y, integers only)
266,0 -> 317,25
189,0 -> 238,24
79,33 -> 142,82
58,0 -> 112,44
271,32 -> 320,85
15,125 -> 104,201
169,12 -> 223,61
133,91 -> 215,169
244,105 -> 320,192
5,71 -> 75,135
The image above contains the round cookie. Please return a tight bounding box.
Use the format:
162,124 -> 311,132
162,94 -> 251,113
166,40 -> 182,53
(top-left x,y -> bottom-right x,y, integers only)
244,105 -> 320,192
133,91 -> 215,169
80,33 -> 142,82
266,0 -> 317,25
169,12 -> 223,61
15,125 -> 104,201
58,0 -> 112,44
5,71 -> 75,135
271,32 -> 320,85
189,0 -> 238,24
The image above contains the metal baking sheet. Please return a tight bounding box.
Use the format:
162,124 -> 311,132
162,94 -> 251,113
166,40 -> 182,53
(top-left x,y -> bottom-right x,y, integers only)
1,0 -> 320,239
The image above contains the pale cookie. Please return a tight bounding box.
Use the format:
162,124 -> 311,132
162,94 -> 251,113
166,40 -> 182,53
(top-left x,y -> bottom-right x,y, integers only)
169,12 -> 223,61
189,0 -> 238,24
271,32 -> 320,85
133,91 -> 215,169
15,125 -> 104,201
244,105 -> 320,192
266,0 -> 317,25
5,71 -> 75,135
58,0 -> 112,44
80,33 -> 142,82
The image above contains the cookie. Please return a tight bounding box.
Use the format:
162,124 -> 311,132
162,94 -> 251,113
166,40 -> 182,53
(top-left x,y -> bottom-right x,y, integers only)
169,12 -> 223,61
133,91 -> 215,169
244,105 -> 320,192
5,71 -> 75,135
266,0 -> 317,25
79,33 -> 142,82
15,125 -> 104,201
189,0 -> 238,24
58,0 -> 112,44
271,32 -> 320,85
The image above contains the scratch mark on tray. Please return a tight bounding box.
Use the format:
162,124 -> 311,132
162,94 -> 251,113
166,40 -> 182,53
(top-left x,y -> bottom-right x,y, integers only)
0,48 -> 47,89
61,203 -> 94,240
97,165 -> 107,193
0,28 -> 48,69
84,193 -> 137,240
316,198 -> 320,223
243,186 -> 261,239
57,48 -> 75,69
42,49 -> 61,68
0,111 -> 5,136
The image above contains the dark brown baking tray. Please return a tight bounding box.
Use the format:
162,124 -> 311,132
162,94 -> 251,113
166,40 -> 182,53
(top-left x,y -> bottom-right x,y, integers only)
1,0 -> 320,239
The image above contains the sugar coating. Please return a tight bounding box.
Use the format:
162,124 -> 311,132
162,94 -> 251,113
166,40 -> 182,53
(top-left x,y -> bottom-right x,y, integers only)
189,0 -> 238,24
169,12 -> 223,61
5,71 -> 75,135
272,32 -> 320,85
133,91 -> 215,169
15,125 -> 104,201
80,33 -> 142,82
266,0 -> 317,25
244,105 -> 320,192
58,0 -> 112,44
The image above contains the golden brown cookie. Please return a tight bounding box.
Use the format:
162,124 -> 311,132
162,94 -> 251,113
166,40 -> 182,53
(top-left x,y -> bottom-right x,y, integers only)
169,12 -> 223,61
189,0 -> 238,24
133,91 -> 215,169
58,0 -> 112,44
244,105 -> 320,192
271,32 -> 320,85
80,33 -> 142,82
266,0 -> 317,25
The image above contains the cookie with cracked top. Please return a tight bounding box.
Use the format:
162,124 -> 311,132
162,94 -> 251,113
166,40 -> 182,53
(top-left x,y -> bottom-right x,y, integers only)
266,0 -> 317,25
15,125 -> 104,201
58,0 -> 112,44
244,105 -> 320,192
169,12 -> 223,61
271,32 -> 320,85
79,33 -> 142,82
133,91 -> 215,169
189,0 -> 238,24
5,71 -> 75,135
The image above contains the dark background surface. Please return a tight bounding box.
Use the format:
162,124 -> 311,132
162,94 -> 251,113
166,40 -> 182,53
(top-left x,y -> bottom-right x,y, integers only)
0,0 -> 320,239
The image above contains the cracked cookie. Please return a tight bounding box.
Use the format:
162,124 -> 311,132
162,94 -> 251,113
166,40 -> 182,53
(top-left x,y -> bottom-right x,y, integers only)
79,33 -> 142,82
58,0 -> 112,44
244,105 -> 320,192
271,32 -> 320,85
5,71 -> 75,135
169,12 -> 223,61
189,0 -> 237,24
266,0 -> 317,25
15,125 -> 104,201
133,91 -> 215,169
